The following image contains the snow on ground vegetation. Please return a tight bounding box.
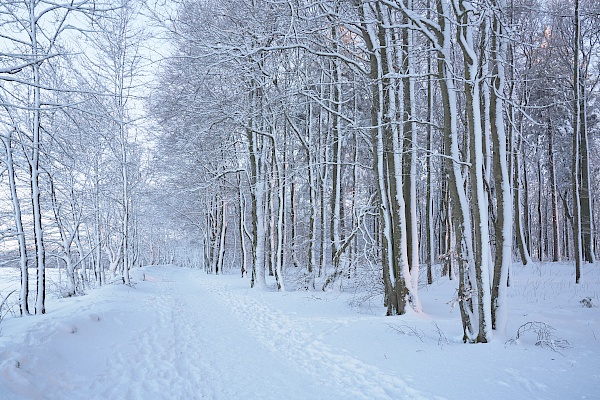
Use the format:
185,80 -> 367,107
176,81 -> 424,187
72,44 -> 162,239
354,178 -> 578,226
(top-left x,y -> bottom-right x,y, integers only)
0,262 -> 597,399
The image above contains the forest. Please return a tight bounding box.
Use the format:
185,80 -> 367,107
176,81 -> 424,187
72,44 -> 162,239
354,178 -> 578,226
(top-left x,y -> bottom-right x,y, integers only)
1,0 -> 599,345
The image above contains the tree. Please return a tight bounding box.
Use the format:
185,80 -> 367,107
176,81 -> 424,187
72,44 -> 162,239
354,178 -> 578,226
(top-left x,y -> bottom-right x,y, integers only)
0,126 -> 29,315
84,0 -> 148,284
489,0 -> 513,333
0,0 -> 104,314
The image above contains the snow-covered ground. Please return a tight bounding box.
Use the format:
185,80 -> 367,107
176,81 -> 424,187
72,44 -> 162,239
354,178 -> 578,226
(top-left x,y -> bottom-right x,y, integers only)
0,262 -> 598,399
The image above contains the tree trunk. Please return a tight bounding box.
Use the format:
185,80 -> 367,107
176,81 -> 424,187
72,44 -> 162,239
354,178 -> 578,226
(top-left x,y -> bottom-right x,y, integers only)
426,46 -> 435,285
306,102 -> 317,288
514,130 -> 532,265
578,78 -> 595,263
547,118 -> 561,262
436,0 -> 475,341
454,0 -> 493,342
248,84 -> 268,289
572,0 -> 583,283
237,172 -> 248,277
216,199 -> 227,275
2,132 -> 29,315
356,0 -> 412,314
401,4 -> 421,305
538,160 -> 544,261
273,146 -> 286,291
31,37 -> 46,315
489,3 -> 512,333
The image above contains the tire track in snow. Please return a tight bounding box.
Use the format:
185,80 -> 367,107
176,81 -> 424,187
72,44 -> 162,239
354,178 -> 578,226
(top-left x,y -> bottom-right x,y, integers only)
197,274 -> 439,400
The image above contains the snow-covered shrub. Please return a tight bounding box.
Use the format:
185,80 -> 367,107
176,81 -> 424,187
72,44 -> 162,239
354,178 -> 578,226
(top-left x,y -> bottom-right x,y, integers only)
506,321 -> 570,353
0,289 -> 18,331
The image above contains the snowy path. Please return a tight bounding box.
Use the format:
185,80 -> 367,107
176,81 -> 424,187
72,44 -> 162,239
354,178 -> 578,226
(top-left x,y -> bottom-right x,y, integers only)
196,271 -> 431,400
0,266 -> 433,400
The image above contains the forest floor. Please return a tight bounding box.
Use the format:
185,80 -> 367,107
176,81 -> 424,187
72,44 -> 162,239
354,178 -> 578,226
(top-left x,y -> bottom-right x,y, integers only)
0,262 -> 598,399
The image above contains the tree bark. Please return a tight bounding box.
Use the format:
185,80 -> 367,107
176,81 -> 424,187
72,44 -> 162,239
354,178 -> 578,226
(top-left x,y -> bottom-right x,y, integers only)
547,118 -> 561,262
572,0 -> 583,283
489,2 -> 512,333
454,0 -> 493,342
2,132 -> 29,315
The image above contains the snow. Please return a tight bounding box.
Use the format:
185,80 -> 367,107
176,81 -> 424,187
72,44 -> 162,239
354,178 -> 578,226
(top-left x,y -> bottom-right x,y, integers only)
0,262 -> 598,399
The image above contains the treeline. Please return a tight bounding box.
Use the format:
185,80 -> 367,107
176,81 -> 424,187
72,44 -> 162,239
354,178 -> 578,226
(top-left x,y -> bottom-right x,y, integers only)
151,0 -> 599,343
0,0 -> 152,315
1,0 -> 598,343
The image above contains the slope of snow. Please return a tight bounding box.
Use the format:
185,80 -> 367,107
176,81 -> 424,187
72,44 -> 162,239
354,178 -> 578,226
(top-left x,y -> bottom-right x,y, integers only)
0,262 -> 598,399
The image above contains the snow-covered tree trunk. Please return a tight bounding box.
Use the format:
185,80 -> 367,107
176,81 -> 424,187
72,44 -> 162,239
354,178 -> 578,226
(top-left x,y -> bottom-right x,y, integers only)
237,172 -> 249,277
248,85 -> 268,289
289,163 -> 299,271
121,125 -> 131,285
434,0 -> 476,341
513,131 -> 532,266
216,199 -> 227,275
253,164 -> 268,288
572,0 -> 584,283
489,1 -> 512,334
400,4 -> 421,309
547,119 -> 561,262
74,230 -> 88,288
2,131 -> 29,315
510,40 -> 532,266
356,0 -> 415,315
273,145 -> 286,291
285,96 -> 316,288
306,102 -> 318,289
322,51 -> 352,288
578,66 -> 595,264
426,47 -> 435,286
330,56 -> 343,268
93,160 -> 104,286
30,6 -> 46,315
454,0 -> 493,343
318,97 -> 330,279
50,177 -> 77,297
